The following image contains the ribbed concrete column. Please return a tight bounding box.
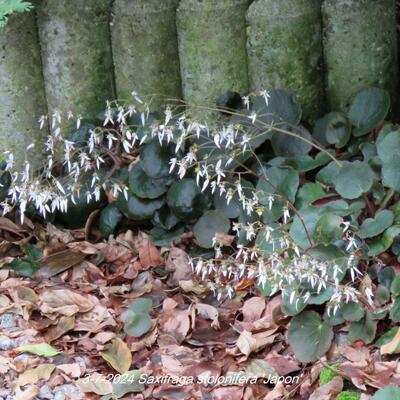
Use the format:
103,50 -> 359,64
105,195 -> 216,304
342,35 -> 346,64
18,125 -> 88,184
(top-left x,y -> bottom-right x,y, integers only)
247,0 -> 324,122
111,0 -> 182,111
0,12 -> 47,168
37,0 -> 113,125
177,0 -> 249,122
322,0 -> 398,110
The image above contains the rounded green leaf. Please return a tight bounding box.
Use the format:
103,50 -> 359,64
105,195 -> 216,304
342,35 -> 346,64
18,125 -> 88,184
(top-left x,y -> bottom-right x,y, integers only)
128,298 -> 152,314
167,179 -> 209,220
213,178 -> 254,219
149,226 -> 184,247
99,204 -> 122,237
271,124 -> 313,157
348,88 -> 390,137
288,310 -> 334,363
316,161 -> 341,186
252,89 -> 302,127
193,210 -> 230,248
359,210 -> 394,239
129,163 -> 170,199
152,206 -> 180,230
256,166 -> 299,204
116,193 -> 164,221
313,212 -> 343,245
290,207 -> 323,249
376,285 -> 391,306
341,302 -> 365,322
348,312 -> 377,344
371,385 -> 400,400
382,157 -> 400,190
367,225 -> 400,257
295,183 -> 327,210
334,161 -> 375,199
391,276 -> 400,296
255,225 -> 285,257
140,141 -> 175,178
313,112 -> 351,148
390,297 -> 400,323
377,130 -> 400,164
123,312 -> 152,338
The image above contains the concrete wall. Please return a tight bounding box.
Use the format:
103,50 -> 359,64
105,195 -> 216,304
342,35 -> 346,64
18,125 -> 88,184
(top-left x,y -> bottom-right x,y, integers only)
0,0 -> 398,166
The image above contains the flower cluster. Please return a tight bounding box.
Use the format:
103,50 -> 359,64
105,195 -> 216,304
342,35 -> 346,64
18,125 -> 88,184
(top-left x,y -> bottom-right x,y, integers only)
0,90 -> 372,313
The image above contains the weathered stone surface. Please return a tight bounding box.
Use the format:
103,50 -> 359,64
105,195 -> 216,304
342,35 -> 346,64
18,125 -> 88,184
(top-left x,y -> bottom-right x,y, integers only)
247,0 -> 324,122
322,0 -> 398,110
177,0 -> 249,122
0,12 -> 47,168
37,0 -> 113,124
111,0 -> 182,112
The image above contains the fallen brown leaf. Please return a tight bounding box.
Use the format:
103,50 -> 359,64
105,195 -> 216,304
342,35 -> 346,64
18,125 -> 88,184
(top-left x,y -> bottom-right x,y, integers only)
18,364 -> 55,386
100,338 -> 132,373
132,231 -> 162,267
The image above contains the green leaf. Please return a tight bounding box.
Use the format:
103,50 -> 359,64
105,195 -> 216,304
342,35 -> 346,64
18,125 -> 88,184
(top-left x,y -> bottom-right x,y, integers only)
167,179 -> 209,220
99,204 -> 122,237
295,183 -> 327,210
284,151 -> 333,172
391,276 -> 400,296
140,141 -> 174,178
193,210 -> 230,249
313,112 -> 351,148
128,163 -> 170,199
316,161 -> 341,186
281,292 -> 307,316
128,298 -> 152,314
149,226 -> 184,247
256,166 -> 299,204
290,207 -> 323,249
255,225 -> 285,257
348,88 -> 390,137
382,156 -> 400,190
213,178 -> 254,219
371,385 -> 400,400
377,130 -> 400,164
252,89 -> 302,127
367,225 -> 400,257
378,267 -> 395,289
376,327 -> 400,348
313,213 -> 343,245
16,343 -> 60,357
336,392 -> 361,400
271,124 -> 312,157
348,312 -> 377,344
359,210 -> 394,239
390,297 -> 400,323
341,302 -> 365,322
376,285 -> 391,305
257,281 -> 272,297
7,259 -> 37,277
319,367 -> 336,385
112,370 -> 145,397
121,298 -> 153,338
287,310 -> 334,363
334,161 -> 375,199
152,206 -> 180,230
116,194 -> 164,221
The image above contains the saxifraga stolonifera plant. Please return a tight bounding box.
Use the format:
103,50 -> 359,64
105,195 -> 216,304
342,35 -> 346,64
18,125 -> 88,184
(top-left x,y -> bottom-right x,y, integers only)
0,90 -> 373,315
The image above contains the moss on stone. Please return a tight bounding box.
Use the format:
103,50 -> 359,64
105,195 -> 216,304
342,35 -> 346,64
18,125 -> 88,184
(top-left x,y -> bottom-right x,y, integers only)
37,0 -> 113,124
247,0 -> 324,122
0,11 -> 47,168
111,0 -> 182,112
322,0 -> 398,111
177,0 -> 249,122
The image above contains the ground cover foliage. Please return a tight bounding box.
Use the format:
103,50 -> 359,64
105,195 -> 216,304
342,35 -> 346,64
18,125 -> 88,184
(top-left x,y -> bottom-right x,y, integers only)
1,88 -> 400,399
